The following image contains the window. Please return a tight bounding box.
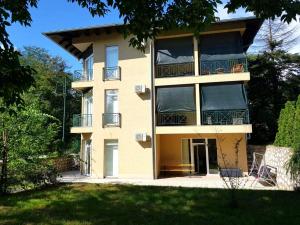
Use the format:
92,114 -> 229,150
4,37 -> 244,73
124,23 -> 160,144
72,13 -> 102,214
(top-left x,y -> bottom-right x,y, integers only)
103,90 -> 120,126
84,54 -> 93,80
104,46 -> 120,80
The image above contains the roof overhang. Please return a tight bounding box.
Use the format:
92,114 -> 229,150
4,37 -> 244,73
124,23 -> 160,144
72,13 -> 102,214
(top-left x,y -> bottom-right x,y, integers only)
43,17 -> 263,59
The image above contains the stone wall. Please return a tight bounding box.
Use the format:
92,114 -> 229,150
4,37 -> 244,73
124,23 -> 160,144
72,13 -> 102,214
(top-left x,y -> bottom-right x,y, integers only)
248,145 -> 295,190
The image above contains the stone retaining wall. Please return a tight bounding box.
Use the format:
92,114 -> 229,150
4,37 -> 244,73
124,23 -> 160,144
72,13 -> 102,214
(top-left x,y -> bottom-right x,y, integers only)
248,145 -> 295,190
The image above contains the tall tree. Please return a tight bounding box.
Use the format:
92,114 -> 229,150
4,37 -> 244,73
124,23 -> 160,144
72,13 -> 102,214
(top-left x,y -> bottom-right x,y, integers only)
20,47 -> 81,151
248,51 -> 300,144
252,18 -> 299,52
247,17 -> 300,144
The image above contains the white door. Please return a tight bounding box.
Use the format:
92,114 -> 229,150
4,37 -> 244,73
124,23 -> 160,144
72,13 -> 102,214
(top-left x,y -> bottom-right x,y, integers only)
104,140 -> 118,177
83,140 -> 92,176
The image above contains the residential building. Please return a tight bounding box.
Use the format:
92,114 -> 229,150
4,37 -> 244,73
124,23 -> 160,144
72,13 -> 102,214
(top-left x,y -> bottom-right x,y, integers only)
45,17 -> 262,179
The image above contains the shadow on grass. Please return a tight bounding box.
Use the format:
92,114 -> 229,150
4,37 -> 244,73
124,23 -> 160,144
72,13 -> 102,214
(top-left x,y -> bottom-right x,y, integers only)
0,184 -> 300,225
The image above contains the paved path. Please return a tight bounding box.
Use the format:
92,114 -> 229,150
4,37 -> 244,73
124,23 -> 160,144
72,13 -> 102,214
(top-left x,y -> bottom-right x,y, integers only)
58,171 -> 278,190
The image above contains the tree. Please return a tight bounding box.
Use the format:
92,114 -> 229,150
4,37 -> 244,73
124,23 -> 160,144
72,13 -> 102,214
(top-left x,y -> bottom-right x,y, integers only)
1,1 -> 300,109
248,51 -> 300,144
20,47 -> 81,152
0,101 -> 60,194
252,18 -> 299,52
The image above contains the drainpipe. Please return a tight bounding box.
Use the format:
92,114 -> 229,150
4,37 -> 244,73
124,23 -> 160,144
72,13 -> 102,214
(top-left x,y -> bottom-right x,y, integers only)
150,40 -> 156,179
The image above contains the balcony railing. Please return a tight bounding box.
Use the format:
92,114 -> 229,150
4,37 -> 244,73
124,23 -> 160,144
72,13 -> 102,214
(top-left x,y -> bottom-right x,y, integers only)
73,114 -> 92,127
103,66 -> 121,81
157,111 -> 196,126
155,62 -> 195,78
201,109 -> 250,125
200,58 -> 248,75
102,113 -> 121,127
74,70 -> 93,81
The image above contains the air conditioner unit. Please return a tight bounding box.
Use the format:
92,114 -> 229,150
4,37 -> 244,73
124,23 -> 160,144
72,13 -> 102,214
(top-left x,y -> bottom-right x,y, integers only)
135,132 -> 147,142
135,84 -> 146,94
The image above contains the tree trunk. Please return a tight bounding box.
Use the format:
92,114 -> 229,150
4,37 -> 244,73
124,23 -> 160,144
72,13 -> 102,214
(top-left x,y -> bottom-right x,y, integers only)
0,129 -> 8,194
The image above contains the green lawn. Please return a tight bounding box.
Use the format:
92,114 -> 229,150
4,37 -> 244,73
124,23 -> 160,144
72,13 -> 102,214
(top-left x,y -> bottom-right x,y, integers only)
0,184 -> 300,225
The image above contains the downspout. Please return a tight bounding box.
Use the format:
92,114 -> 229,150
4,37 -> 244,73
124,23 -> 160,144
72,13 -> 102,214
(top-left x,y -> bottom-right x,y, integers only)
150,40 -> 157,179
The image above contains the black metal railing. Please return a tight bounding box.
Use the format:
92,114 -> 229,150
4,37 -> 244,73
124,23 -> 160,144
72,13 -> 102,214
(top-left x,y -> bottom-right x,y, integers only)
74,70 -> 93,81
102,113 -> 121,127
155,62 -> 195,78
103,66 -> 121,81
72,114 -> 92,127
200,57 -> 248,75
201,109 -> 250,125
156,111 -> 196,126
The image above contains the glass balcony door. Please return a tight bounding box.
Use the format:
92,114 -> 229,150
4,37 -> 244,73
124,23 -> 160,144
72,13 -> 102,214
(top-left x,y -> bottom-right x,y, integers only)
83,92 -> 93,126
105,46 -> 119,80
105,90 -> 119,125
84,54 -> 93,80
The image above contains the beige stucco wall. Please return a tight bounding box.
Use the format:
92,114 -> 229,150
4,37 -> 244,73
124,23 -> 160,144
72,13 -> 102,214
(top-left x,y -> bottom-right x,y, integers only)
82,32 -> 154,179
73,27 -> 252,179
157,133 -> 248,176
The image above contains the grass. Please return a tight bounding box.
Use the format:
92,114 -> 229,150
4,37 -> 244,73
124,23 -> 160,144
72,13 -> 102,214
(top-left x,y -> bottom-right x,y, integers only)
0,184 -> 300,225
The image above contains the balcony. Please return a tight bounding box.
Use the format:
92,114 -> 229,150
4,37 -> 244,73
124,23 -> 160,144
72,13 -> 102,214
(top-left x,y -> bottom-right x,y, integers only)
72,70 -> 94,91
72,114 -> 92,127
103,66 -> 121,81
200,57 -> 248,75
156,111 -> 196,126
201,109 -> 249,125
74,70 -> 93,81
155,62 -> 195,78
102,113 -> 121,127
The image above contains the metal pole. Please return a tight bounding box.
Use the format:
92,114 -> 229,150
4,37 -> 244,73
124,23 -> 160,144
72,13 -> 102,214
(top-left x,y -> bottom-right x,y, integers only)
62,76 -> 66,144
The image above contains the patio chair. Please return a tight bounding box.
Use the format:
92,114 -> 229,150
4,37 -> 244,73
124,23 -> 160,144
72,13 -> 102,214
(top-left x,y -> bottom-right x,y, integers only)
250,152 -> 278,187
249,152 -> 264,176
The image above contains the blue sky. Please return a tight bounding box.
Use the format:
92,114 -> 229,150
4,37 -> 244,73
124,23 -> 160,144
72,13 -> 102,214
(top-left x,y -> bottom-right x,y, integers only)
8,0 -> 299,72
8,0 -> 121,71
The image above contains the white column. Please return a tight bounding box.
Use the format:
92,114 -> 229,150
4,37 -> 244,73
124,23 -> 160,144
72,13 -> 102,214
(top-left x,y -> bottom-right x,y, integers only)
193,37 -> 199,76
195,83 -> 201,125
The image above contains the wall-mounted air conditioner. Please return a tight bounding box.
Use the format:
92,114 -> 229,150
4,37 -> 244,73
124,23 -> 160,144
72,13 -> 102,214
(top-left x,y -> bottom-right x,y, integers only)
135,84 -> 146,94
135,132 -> 147,142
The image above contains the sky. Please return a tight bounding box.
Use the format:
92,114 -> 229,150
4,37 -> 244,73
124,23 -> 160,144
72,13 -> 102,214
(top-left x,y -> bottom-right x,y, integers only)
8,0 -> 300,72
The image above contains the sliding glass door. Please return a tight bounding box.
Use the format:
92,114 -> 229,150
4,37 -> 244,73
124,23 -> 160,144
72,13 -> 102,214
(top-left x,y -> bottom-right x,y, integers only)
181,138 -> 218,175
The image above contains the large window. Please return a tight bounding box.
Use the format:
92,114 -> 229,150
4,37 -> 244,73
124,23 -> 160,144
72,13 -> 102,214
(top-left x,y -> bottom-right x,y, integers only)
156,85 -> 196,126
199,32 -> 247,75
104,46 -> 120,80
201,83 -> 249,125
155,37 -> 194,78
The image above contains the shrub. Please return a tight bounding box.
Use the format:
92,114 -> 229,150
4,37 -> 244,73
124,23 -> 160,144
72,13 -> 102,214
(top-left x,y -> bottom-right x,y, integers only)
274,101 -> 296,147
275,95 -> 300,185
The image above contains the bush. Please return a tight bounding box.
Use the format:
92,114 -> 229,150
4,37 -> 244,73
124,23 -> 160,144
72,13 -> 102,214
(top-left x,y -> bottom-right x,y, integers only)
0,104 -> 60,192
274,101 -> 296,147
274,95 -> 300,184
